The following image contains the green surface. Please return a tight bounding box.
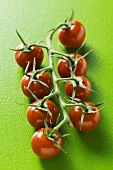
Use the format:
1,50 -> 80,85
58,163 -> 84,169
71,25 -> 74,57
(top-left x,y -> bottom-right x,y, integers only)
0,0 -> 113,170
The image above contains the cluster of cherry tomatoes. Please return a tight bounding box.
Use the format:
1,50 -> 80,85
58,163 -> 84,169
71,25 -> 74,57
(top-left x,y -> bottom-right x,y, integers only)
13,12 -> 101,159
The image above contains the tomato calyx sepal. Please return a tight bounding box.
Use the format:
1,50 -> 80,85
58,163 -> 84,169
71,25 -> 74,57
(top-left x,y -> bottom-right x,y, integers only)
42,115 -> 70,153
67,49 -> 92,77
10,30 -> 32,53
71,76 -> 96,97
72,49 -> 93,65
79,102 -> 104,131
24,74 -> 50,95
15,30 -> 34,53
61,9 -> 74,30
47,133 -> 70,154
11,30 -> 48,54
25,88 -> 54,120
24,67 -> 51,94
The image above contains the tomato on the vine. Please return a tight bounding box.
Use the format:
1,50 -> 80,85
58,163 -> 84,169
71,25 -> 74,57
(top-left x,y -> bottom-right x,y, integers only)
58,20 -> 85,48
65,76 -> 92,101
31,127 -> 62,159
15,42 -> 44,70
57,53 -> 88,77
21,72 -> 52,100
69,102 -> 101,132
27,100 -> 58,129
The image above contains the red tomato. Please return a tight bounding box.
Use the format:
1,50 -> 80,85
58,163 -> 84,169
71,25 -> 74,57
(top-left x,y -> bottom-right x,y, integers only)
27,100 -> 58,129
58,20 -> 85,48
15,42 -> 44,70
21,72 -> 52,100
57,53 -> 88,77
69,102 -> 101,132
65,76 -> 92,101
31,127 -> 62,159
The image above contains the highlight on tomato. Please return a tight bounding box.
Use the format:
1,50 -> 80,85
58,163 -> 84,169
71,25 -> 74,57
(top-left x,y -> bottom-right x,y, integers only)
21,71 -> 52,100
65,76 -> 92,101
27,100 -> 58,129
57,53 -> 88,77
69,102 -> 101,132
58,20 -> 86,48
15,42 -> 44,71
31,127 -> 63,159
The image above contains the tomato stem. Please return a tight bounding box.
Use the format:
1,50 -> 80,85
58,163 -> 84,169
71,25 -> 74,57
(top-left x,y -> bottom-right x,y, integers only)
16,29 -> 27,46
28,43 -> 48,51
49,22 -> 69,40
40,91 -> 58,107
33,66 -> 52,74
50,49 -> 74,63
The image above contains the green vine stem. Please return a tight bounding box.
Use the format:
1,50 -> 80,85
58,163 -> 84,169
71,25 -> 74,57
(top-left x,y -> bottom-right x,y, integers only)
20,11 -> 102,138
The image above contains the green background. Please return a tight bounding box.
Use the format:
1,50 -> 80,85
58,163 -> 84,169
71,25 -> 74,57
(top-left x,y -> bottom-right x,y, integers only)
0,0 -> 113,170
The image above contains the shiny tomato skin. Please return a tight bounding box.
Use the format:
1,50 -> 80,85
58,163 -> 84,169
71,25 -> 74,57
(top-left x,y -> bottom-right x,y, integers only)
58,20 -> 85,48
65,76 -> 92,101
15,42 -> 44,70
69,102 -> 101,132
21,72 -> 52,100
58,59 -> 70,78
57,54 -> 88,77
31,127 -> 62,159
27,100 -> 58,129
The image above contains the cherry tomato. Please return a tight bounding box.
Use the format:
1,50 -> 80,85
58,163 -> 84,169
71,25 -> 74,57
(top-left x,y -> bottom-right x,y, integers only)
31,127 -> 62,159
27,100 -> 58,129
57,53 -> 88,77
65,76 -> 92,101
21,72 -> 52,100
69,102 -> 101,132
58,20 -> 85,48
15,42 -> 44,70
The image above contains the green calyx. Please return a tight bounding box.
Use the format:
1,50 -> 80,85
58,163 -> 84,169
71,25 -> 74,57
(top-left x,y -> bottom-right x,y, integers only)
79,102 -> 104,130
24,57 -> 51,92
15,30 -> 32,53
11,30 -> 48,53
42,114 -> 70,153
61,9 -> 74,29
10,30 -> 32,53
